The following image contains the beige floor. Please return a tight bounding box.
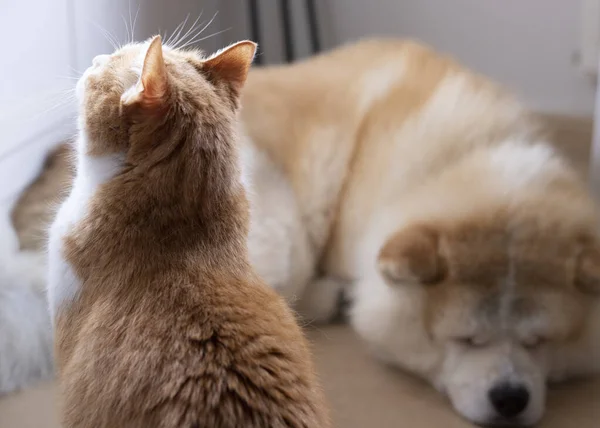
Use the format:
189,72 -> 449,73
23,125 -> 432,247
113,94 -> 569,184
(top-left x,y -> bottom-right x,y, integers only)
1,325 -> 599,428
1,115 -> 599,427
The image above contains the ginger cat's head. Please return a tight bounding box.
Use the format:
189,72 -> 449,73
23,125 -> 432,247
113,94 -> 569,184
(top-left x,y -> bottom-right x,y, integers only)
71,35 -> 257,253
75,36 -> 256,161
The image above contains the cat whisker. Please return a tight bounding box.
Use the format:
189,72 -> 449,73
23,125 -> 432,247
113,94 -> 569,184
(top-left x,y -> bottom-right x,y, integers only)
121,15 -> 130,44
91,21 -> 120,51
68,66 -> 84,76
44,88 -> 77,103
172,12 -> 204,49
21,87 -> 77,130
101,29 -> 119,50
175,14 -> 192,45
165,13 -> 189,47
179,12 -> 219,49
179,27 -> 230,51
164,23 -> 180,46
51,91 -> 77,105
127,0 -> 134,43
33,93 -> 77,120
132,4 -> 140,43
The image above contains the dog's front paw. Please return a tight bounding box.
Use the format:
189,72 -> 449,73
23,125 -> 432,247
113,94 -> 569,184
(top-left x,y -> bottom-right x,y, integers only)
296,277 -> 347,324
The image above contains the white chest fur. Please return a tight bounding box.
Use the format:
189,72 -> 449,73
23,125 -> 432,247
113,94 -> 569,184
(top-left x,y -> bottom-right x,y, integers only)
46,137 -> 123,323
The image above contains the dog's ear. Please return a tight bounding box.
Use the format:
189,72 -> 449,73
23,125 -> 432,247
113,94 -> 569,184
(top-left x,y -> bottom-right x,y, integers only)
576,245 -> 600,294
377,225 -> 446,286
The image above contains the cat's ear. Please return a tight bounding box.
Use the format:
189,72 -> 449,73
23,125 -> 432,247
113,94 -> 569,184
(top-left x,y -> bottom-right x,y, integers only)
203,41 -> 257,100
122,35 -> 169,110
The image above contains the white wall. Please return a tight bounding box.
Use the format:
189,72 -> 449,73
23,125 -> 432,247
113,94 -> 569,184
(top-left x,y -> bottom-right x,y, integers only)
71,0 -> 221,74
0,0 -> 76,204
325,0 -> 596,116
219,0 -> 326,64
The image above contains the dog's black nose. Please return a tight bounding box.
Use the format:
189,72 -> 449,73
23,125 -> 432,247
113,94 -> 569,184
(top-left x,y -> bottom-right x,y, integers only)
489,383 -> 530,419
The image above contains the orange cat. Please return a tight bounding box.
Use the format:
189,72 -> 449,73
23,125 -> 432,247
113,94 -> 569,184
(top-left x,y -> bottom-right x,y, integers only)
47,36 -> 330,428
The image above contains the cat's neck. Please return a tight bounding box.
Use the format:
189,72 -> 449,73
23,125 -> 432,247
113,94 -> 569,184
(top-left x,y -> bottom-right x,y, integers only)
71,130 -> 249,262
71,135 -> 125,197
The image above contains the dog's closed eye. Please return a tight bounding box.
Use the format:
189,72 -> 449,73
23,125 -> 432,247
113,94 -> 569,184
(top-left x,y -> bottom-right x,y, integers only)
521,336 -> 547,351
454,336 -> 489,348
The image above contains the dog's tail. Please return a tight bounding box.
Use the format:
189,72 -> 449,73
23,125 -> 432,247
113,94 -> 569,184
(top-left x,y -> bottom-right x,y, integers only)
0,209 -> 53,395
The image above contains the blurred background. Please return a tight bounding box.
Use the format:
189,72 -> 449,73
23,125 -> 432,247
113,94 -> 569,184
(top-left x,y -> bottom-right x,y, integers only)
1,3 -> 599,427
1,0 -> 598,206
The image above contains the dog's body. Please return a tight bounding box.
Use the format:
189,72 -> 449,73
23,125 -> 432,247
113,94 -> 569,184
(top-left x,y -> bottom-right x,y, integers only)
242,39 -> 600,425
2,38 -> 600,426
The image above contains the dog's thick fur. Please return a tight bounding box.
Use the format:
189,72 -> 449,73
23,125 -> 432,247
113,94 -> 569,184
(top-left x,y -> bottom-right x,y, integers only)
0,206 -> 52,395
2,38 -> 600,426
241,39 -> 600,426
46,37 -> 329,428
0,145 -> 70,396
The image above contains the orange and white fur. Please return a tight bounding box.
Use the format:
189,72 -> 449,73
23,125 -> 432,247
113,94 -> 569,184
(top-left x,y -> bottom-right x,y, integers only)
0,205 -> 52,394
242,39 -> 600,426
47,36 -> 329,428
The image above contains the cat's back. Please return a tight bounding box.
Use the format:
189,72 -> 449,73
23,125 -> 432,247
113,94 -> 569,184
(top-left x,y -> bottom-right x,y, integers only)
59,268 -> 329,428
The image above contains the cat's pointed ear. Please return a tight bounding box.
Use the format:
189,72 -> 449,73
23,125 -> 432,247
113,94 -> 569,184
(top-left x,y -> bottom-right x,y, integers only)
122,35 -> 169,109
141,36 -> 168,101
203,41 -> 257,99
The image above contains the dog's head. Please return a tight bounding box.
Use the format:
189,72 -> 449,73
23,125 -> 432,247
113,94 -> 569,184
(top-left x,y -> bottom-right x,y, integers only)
354,211 -> 600,426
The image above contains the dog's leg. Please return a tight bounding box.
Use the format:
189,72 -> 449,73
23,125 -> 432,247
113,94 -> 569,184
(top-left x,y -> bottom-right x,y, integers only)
296,276 -> 348,324
244,143 -> 317,305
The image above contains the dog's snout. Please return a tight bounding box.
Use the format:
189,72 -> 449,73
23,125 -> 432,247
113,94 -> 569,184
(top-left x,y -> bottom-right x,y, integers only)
489,383 -> 530,419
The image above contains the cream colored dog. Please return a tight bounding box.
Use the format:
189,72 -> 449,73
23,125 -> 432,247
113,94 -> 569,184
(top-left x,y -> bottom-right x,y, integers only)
2,38 -> 599,426
241,39 -> 600,426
